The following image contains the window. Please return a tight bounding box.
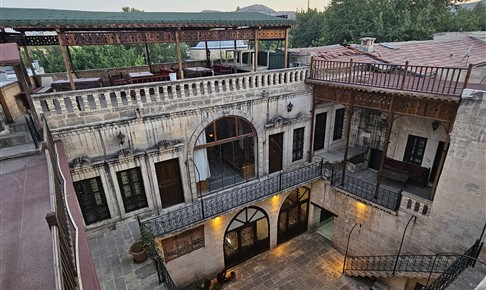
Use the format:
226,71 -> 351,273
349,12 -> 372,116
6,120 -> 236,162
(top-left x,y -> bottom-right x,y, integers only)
403,135 -> 427,165
116,167 -> 148,213
194,116 -> 256,192
74,177 -> 111,225
292,127 -> 305,161
161,226 -> 205,262
333,108 -> 345,141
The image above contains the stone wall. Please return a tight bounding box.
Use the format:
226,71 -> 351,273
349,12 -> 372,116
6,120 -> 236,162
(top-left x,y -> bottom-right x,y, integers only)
56,69 -> 313,229
162,189 -> 294,288
309,90 -> 486,259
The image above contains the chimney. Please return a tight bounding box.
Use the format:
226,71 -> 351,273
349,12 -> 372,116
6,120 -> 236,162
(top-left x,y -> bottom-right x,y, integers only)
360,37 -> 376,52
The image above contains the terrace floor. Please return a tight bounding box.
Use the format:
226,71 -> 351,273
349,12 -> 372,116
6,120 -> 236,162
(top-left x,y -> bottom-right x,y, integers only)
316,147 -> 432,200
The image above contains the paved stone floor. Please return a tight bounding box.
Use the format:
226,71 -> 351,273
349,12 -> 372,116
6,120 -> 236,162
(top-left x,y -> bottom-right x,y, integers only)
221,232 -> 373,290
90,221 -> 372,290
88,220 -> 166,290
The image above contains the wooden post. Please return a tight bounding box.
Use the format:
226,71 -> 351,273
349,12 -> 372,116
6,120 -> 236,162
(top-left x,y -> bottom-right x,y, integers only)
56,29 -> 76,90
175,29 -> 184,79
308,89 -> 316,163
66,46 -> 76,76
205,41 -> 210,68
348,58 -> 354,83
341,104 -> 355,186
429,122 -> 452,201
400,61 -> 409,90
254,29 -> 259,72
145,43 -> 152,72
284,28 -> 289,68
462,63 -> 473,91
310,56 -> 314,78
374,97 -> 395,198
13,62 -> 41,130
20,33 -> 39,87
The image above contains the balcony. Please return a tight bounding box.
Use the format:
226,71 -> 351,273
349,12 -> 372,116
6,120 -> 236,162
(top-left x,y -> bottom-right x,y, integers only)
33,67 -> 309,129
141,158 -> 407,237
142,161 -> 326,236
309,59 -> 472,98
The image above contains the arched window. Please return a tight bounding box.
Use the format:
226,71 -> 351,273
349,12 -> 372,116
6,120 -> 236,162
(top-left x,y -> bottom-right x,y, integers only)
224,207 -> 269,268
193,116 -> 256,193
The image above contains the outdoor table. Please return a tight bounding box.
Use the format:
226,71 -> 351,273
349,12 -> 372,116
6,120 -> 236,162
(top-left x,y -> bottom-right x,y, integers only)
51,77 -> 102,91
185,67 -> 213,78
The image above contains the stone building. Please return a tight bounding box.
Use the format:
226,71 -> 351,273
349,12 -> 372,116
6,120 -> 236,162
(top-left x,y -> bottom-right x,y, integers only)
1,8 -> 485,290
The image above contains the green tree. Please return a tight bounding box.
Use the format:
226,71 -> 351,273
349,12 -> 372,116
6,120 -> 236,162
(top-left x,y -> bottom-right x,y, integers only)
25,46 -> 65,73
70,45 -> 144,70
121,6 -> 144,12
289,8 -> 327,47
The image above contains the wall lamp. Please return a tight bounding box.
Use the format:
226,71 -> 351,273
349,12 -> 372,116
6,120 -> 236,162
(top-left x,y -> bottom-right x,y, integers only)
432,121 -> 440,131
287,102 -> 293,112
117,131 -> 126,145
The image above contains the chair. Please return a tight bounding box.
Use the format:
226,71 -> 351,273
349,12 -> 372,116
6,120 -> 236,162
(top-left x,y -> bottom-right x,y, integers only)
213,63 -> 232,75
108,71 -> 128,86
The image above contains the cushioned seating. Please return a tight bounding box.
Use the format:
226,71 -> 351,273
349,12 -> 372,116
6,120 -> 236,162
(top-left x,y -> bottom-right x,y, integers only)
383,158 -> 430,188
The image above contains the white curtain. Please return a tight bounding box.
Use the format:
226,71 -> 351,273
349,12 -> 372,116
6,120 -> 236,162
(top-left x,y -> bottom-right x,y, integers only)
194,133 -> 211,181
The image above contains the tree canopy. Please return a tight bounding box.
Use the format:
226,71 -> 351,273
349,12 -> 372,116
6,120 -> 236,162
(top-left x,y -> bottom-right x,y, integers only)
289,0 -> 484,47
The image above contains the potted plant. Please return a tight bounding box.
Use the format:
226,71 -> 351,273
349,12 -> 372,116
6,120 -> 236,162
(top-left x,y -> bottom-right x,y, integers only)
129,240 -> 148,263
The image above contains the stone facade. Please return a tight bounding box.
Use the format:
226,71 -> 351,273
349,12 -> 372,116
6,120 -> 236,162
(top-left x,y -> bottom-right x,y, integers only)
37,67 -> 486,289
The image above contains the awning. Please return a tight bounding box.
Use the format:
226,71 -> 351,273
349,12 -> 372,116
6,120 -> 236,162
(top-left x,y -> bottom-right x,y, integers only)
0,43 -> 21,65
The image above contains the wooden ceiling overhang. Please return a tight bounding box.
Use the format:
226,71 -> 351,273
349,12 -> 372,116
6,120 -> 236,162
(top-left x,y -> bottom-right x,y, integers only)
1,27 -> 288,47
307,80 -> 460,123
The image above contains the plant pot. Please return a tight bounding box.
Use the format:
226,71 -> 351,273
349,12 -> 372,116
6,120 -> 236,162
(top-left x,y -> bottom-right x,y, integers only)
129,241 -> 148,263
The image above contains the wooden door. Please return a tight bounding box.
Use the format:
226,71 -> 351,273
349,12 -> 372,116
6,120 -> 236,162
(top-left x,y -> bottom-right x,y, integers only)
313,112 -> 327,151
155,159 -> 184,208
269,133 -> 283,174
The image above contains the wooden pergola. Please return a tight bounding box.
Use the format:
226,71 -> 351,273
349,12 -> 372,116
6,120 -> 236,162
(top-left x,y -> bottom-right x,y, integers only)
0,8 -> 293,90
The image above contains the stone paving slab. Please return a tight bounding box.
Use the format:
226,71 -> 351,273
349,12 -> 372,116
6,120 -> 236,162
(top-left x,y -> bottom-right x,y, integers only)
89,220 -> 167,290
214,232 -> 373,290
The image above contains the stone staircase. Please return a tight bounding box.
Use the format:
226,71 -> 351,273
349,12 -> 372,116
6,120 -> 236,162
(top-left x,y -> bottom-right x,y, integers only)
344,242 -> 484,290
446,263 -> 486,290
0,115 -> 41,160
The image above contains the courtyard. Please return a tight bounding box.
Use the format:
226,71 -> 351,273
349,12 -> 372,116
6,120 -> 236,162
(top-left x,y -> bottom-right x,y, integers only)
89,220 -> 372,290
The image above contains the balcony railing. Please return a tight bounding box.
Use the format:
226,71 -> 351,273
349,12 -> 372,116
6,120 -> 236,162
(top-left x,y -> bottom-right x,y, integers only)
142,161 -> 325,236
141,161 -> 401,237
33,67 -> 309,124
345,254 -> 456,274
44,118 -> 77,290
310,59 -> 472,97
331,172 -> 402,210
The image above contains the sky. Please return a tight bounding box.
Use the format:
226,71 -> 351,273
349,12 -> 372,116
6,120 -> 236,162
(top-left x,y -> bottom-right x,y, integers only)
0,0 -> 332,12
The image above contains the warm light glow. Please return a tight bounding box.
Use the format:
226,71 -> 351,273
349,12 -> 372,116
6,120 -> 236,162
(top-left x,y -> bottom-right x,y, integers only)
210,216 -> 223,227
355,201 -> 367,219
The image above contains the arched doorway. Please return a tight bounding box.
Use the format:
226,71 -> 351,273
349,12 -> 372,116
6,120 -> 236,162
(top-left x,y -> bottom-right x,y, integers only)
277,187 -> 310,244
224,207 -> 269,268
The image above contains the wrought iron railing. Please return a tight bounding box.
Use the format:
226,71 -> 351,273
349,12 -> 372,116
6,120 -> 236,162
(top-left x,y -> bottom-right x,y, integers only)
142,161 -> 401,236
426,241 -> 483,290
142,161 -> 326,236
332,172 -> 402,210
343,240 -> 484,289
24,112 -> 41,148
310,59 -> 473,97
154,255 -> 178,290
44,118 -> 77,290
344,254 -> 456,274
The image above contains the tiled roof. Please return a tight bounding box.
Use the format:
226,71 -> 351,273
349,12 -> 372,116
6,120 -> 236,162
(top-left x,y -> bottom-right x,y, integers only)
374,37 -> 486,67
290,37 -> 486,67
0,8 -> 294,29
